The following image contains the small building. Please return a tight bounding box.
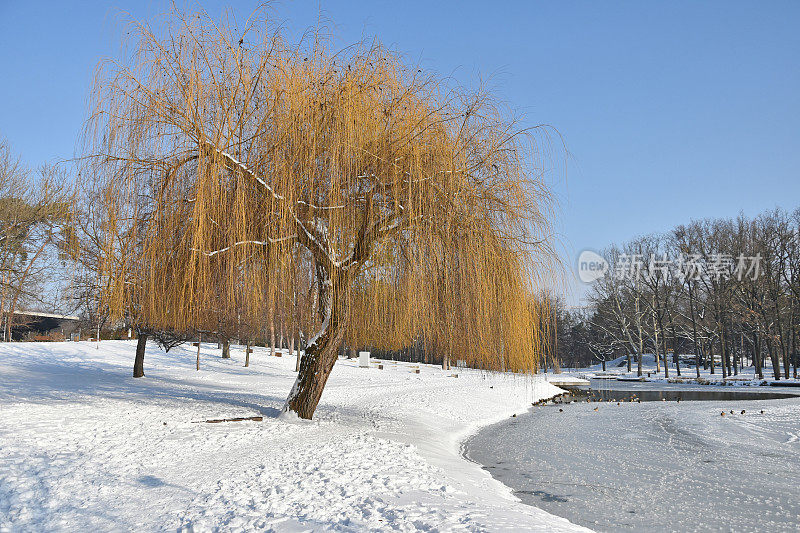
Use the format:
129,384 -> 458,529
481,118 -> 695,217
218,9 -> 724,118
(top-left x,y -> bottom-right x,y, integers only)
3,310 -> 81,341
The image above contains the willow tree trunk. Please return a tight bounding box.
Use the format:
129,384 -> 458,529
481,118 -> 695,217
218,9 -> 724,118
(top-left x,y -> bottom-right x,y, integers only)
134,333 -> 148,378
283,260 -> 351,420
221,339 -> 231,359
284,295 -> 347,419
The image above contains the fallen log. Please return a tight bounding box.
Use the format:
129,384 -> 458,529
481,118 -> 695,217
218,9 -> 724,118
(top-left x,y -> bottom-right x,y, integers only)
195,416 -> 264,424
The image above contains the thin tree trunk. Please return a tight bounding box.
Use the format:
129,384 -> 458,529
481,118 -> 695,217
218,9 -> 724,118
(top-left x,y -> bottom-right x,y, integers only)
244,341 -> 251,367
196,332 -> 202,371
6,289 -> 23,341
671,325 -> 681,376
654,335 -> 660,374
754,331 -> 764,380
635,290 -> 643,377
766,337 -> 781,380
726,334 -> 732,376
725,324 -> 733,376
134,333 -> 147,378
792,314 -> 798,379
637,350 -> 643,377
719,322 -> 727,379
270,323 -> 276,357
707,340 -> 714,374
0,283 -> 8,342
734,332 -> 742,376
689,282 -> 701,378
783,346 -> 790,380
7,242 -> 47,342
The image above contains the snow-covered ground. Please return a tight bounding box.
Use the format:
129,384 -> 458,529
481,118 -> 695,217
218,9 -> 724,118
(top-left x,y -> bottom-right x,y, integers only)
0,340 -> 586,532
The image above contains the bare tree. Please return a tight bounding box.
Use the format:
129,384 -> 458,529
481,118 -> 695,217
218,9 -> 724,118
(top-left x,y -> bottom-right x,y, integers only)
0,139 -> 74,339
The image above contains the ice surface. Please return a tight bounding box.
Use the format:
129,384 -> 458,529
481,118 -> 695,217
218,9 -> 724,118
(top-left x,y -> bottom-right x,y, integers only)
466,386 -> 800,532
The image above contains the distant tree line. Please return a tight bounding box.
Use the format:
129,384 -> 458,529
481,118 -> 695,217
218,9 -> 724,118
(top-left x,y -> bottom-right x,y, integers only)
551,207 -> 800,380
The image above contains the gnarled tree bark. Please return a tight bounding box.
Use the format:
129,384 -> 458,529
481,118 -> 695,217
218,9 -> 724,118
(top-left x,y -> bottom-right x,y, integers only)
284,268 -> 348,419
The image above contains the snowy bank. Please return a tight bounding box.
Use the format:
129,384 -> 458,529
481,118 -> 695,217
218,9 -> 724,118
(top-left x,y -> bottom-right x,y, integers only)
0,341 -> 585,532
576,354 -> 800,388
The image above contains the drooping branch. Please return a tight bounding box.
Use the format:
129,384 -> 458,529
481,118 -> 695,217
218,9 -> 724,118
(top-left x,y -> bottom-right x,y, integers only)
194,237 -> 297,257
199,140 -> 337,272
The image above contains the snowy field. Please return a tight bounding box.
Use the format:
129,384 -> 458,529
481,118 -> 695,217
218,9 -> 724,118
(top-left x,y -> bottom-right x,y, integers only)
0,340 -> 586,532
467,381 -> 800,532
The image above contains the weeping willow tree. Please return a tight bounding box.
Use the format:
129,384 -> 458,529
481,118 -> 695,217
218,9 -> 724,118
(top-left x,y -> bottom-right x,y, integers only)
83,7 -> 559,419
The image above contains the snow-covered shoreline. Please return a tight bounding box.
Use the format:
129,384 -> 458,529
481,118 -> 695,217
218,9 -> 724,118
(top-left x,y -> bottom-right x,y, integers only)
0,340 -> 586,532
571,354 -> 800,390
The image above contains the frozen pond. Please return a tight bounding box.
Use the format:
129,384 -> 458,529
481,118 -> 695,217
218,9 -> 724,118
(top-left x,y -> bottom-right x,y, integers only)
465,382 -> 800,532
559,384 -> 798,403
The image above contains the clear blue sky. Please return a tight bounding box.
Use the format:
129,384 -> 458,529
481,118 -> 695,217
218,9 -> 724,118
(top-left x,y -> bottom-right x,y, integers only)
1,1 -> 798,302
